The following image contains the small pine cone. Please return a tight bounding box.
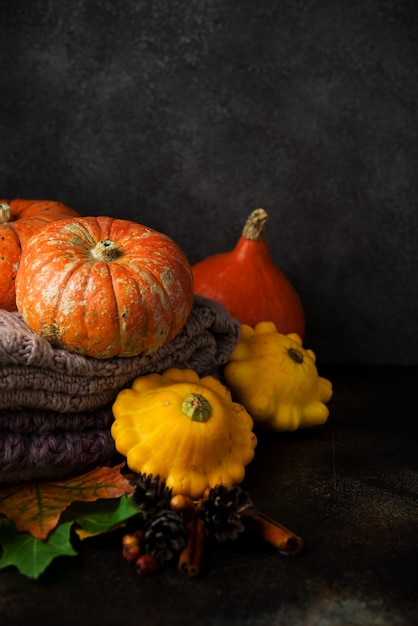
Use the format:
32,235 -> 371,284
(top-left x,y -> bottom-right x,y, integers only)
133,473 -> 173,515
199,484 -> 257,542
144,509 -> 186,563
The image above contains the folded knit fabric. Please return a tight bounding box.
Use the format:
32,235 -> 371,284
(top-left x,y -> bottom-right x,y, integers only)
0,406 -> 116,483
0,296 -> 240,484
0,295 -> 240,413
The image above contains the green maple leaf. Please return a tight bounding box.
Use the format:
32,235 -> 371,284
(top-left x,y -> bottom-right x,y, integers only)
0,518 -> 78,579
0,463 -> 135,540
0,496 -> 143,579
0,465 -> 141,580
68,494 -> 142,539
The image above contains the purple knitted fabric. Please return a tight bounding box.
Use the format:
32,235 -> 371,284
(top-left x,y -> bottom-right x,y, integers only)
0,295 -> 240,412
0,296 -> 240,484
0,406 -> 116,484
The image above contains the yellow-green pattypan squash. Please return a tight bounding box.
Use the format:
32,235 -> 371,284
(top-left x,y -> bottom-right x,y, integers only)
111,368 -> 257,499
223,322 -> 333,431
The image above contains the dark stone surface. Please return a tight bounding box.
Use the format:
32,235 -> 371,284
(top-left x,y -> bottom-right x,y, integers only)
0,364 -> 417,625
1,0 -> 418,364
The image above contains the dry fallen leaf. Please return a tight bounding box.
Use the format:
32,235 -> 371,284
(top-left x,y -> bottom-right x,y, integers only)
0,464 -> 135,540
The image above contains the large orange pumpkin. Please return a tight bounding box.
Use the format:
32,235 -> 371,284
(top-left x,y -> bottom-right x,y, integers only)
15,215 -> 194,359
0,198 -> 79,311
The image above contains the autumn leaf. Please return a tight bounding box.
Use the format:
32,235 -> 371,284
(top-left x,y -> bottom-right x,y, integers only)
68,494 -> 142,540
0,464 -> 135,540
0,518 -> 78,579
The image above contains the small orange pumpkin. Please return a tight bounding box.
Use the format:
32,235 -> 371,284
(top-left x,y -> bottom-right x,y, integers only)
15,215 -> 194,359
192,208 -> 305,338
0,198 -> 79,311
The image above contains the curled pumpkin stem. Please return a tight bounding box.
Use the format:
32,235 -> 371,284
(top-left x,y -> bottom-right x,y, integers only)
0,203 -> 12,224
241,208 -> 268,241
90,238 -> 121,262
288,347 -> 304,364
181,393 -> 212,422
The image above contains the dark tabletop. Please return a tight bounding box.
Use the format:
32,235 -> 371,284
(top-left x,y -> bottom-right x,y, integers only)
0,364 -> 417,626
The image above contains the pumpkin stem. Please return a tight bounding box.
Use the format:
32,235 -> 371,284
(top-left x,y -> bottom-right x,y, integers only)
288,347 -> 304,364
0,203 -> 12,225
90,239 -> 121,262
182,393 -> 212,422
242,208 -> 268,241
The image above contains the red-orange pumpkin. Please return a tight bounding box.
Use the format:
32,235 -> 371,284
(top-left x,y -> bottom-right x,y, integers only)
192,208 -> 305,338
0,198 -> 79,311
15,215 -> 194,359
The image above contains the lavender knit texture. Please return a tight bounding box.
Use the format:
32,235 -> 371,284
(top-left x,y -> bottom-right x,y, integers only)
0,295 -> 240,483
0,295 -> 240,412
0,406 -> 115,483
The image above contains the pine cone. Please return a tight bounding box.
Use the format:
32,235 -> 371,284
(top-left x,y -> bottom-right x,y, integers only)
199,485 -> 257,542
144,509 -> 186,563
132,473 -> 172,515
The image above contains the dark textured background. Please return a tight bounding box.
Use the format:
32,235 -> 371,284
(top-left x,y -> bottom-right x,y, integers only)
1,0 -> 417,364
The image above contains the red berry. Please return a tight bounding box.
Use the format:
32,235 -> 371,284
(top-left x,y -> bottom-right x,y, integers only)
135,553 -> 160,575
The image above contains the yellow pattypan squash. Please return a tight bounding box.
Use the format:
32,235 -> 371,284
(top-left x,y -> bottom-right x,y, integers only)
111,368 -> 257,499
223,322 -> 333,432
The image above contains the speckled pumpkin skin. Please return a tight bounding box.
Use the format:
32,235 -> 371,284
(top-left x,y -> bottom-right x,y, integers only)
0,198 -> 79,311
15,215 -> 194,359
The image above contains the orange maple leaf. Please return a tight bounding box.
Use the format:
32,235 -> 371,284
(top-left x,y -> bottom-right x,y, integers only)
0,464 -> 135,540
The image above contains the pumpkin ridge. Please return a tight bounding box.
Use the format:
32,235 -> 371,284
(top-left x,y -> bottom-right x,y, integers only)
64,219 -> 98,249
131,409 -> 189,475
1,222 -> 22,250
167,419 -> 201,487
128,262 -> 173,336
86,259 -> 122,356
106,261 -> 136,356
46,258 -> 90,347
15,215 -> 56,230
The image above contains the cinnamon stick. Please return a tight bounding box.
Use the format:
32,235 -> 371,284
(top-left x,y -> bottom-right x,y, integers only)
171,494 -> 205,577
255,512 -> 303,555
178,513 -> 205,578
